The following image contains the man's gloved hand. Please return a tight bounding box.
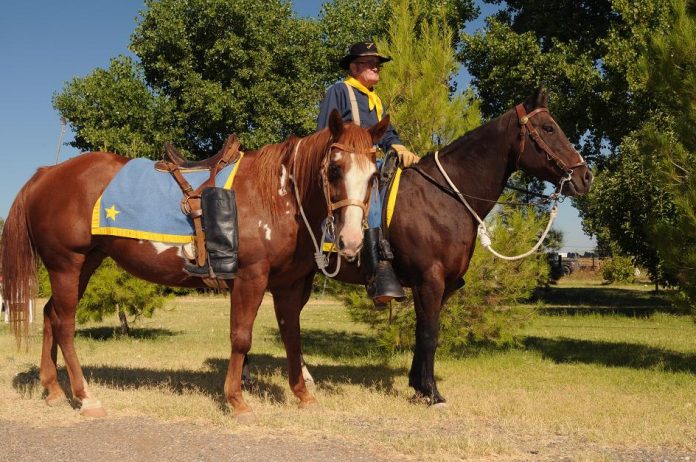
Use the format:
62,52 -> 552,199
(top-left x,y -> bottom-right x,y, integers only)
391,144 -> 420,167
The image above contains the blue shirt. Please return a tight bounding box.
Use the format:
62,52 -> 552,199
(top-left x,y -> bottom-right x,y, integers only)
316,81 -> 402,153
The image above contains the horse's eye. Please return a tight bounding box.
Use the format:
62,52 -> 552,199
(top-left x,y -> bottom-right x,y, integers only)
328,164 -> 342,182
542,125 -> 555,134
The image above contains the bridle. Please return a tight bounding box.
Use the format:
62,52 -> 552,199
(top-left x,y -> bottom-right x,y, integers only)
515,103 -> 586,191
430,102 -> 587,261
320,142 -> 376,239
291,138 -> 376,276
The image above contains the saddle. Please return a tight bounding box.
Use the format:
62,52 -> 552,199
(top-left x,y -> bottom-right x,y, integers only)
156,135 -> 241,277
155,142 -> 235,172
380,148 -> 400,187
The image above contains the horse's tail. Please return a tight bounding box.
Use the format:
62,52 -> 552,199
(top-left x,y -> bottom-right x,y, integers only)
1,179 -> 38,349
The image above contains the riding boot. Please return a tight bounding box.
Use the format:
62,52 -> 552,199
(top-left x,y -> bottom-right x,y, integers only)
185,187 -> 238,279
361,227 -> 405,307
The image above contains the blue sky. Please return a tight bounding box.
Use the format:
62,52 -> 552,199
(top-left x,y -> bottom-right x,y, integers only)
0,0 -> 595,252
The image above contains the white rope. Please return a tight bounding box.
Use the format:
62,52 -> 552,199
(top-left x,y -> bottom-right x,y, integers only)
434,150 -> 560,261
290,139 -> 342,277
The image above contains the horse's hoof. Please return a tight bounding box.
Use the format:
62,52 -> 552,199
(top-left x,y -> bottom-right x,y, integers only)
409,393 -> 430,405
80,398 -> 107,418
432,402 -> 448,410
298,397 -> 319,409
235,411 -> 257,424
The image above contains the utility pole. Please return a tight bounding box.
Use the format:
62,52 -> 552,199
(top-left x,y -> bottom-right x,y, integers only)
54,117 -> 67,165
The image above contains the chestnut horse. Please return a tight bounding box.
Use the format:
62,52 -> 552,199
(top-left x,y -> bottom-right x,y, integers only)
2,110 -> 388,421
303,89 -> 594,405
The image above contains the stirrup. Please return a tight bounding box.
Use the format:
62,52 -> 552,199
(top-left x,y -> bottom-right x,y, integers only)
184,262 -> 237,280
367,261 -> 405,307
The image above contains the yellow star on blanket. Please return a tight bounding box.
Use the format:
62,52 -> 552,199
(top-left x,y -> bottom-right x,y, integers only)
105,204 -> 121,221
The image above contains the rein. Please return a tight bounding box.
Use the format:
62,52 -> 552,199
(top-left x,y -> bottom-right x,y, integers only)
431,104 -> 582,261
410,165 -> 556,207
291,138 -> 375,277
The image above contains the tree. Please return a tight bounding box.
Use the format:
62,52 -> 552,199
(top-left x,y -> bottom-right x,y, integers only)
638,0 -> 696,309
55,0 -> 329,159
462,0 -> 672,162
77,259 -> 168,334
579,128 -> 677,283
317,0 -> 477,89
461,0 -> 675,281
54,56 -> 180,159
376,0 -> 481,154
543,228 -> 564,252
54,0 -> 479,159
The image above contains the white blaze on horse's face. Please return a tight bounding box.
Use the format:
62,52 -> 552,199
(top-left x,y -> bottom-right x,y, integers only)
336,151 -> 376,258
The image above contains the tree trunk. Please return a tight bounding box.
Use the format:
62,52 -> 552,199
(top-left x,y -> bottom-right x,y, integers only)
118,305 -> 130,335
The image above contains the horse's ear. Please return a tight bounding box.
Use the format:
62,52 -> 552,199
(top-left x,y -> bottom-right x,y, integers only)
525,87 -> 548,110
369,114 -> 390,144
536,87 -> 549,107
328,109 -> 344,140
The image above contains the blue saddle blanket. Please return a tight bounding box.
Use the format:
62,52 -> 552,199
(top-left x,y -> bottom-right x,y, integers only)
91,157 -> 241,243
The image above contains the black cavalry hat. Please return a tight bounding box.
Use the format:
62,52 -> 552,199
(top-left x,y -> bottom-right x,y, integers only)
339,41 -> 392,69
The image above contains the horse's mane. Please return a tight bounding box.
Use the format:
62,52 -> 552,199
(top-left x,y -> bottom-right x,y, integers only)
253,123 -> 375,221
253,129 -> 333,221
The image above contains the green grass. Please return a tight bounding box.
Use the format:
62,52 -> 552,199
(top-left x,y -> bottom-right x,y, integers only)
1,281 -> 695,461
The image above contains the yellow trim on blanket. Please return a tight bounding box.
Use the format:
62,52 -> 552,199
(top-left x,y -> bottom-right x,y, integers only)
386,167 -> 403,228
91,154 -> 244,242
223,151 -> 244,189
90,226 -> 195,243
91,195 -> 102,232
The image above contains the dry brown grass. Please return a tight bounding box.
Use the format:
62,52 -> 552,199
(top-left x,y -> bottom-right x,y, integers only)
1,290 -> 695,461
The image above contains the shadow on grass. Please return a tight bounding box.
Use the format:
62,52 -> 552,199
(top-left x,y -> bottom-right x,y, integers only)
11,358 -> 286,412
533,286 -> 682,317
241,354 -> 406,394
76,327 -> 179,341
262,327 -> 385,360
524,336 -> 696,374
11,353 -> 406,411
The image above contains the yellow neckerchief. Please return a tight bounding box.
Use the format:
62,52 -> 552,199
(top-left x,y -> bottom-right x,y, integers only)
344,76 -> 383,121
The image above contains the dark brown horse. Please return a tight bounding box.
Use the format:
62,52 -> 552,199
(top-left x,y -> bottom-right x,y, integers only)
307,89 -> 593,405
2,110 -> 389,421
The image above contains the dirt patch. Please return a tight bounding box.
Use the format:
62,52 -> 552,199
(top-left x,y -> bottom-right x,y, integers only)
0,417 -> 393,462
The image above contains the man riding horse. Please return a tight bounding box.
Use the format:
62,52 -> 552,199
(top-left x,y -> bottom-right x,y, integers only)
317,41 -> 419,306
186,41 -> 417,302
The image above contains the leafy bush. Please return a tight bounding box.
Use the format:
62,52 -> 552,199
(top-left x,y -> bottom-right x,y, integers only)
78,258 -> 168,327
601,256 -> 636,284
341,205 -> 548,355
36,258 -> 168,332
37,262 -> 50,297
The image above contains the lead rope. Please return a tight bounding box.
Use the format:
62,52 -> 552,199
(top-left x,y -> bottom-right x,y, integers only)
290,139 -> 342,277
434,150 -> 563,261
